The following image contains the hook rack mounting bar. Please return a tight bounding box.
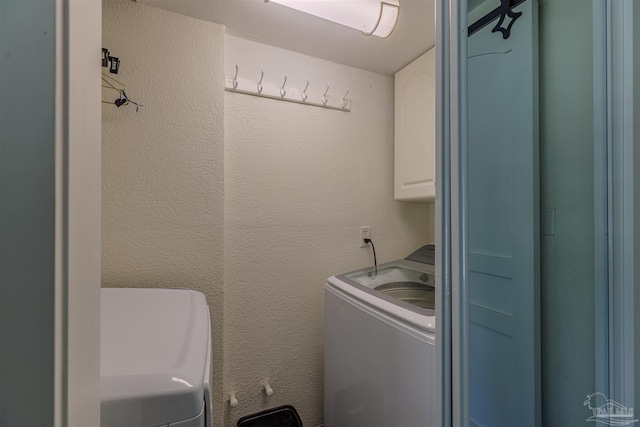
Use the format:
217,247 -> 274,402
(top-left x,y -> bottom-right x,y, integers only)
225,73 -> 351,112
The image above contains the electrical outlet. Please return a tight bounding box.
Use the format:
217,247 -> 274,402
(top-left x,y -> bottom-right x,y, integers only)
360,226 -> 371,247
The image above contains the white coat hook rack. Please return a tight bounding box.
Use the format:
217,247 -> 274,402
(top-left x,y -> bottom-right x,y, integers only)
225,65 -> 351,112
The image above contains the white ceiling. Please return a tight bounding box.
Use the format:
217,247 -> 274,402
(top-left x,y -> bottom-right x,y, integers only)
136,0 -> 436,76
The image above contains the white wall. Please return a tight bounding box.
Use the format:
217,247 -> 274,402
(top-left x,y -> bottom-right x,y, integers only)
101,1 -> 226,426
223,36 -> 433,427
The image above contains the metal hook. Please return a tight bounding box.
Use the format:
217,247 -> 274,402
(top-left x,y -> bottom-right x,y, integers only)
301,81 -> 309,102
119,89 -> 143,112
257,70 -> 264,94
280,75 -> 287,97
322,85 -> 330,106
233,65 -> 238,89
341,88 -> 350,109
114,90 -> 126,108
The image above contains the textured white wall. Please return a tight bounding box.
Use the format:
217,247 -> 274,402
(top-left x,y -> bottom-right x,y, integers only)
101,1 -> 226,426
223,36 -> 433,427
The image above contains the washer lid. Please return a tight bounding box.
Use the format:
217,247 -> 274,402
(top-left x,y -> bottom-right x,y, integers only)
100,288 -> 210,427
331,259 -> 436,331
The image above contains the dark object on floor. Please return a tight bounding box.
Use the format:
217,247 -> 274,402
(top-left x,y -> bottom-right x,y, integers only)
237,405 -> 303,427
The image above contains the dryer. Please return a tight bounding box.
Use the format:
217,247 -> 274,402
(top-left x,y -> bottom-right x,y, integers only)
101,288 -> 212,427
324,245 -> 436,427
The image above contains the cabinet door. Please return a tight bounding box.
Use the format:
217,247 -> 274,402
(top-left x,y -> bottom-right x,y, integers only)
394,48 -> 436,201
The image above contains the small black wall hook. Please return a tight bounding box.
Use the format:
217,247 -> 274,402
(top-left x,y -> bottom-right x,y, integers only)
102,48 -> 110,67
102,47 -> 121,74
109,57 -> 120,74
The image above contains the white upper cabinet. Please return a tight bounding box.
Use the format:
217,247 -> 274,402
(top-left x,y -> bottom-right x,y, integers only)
394,48 -> 436,201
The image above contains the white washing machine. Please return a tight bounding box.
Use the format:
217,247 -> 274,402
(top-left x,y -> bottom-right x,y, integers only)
101,288 -> 212,427
324,245 -> 436,427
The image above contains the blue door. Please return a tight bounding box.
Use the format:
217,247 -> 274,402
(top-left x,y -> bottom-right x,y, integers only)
463,1 -> 540,425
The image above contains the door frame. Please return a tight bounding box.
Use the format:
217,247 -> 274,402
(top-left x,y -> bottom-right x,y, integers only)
435,0 -> 453,425
449,0 -> 468,422
55,0 -> 102,425
593,0 -> 610,400
436,0 -> 468,425
606,0 -> 638,410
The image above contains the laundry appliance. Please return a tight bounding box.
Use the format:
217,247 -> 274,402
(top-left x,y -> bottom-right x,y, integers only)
101,288 -> 211,427
324,244 -> 436,427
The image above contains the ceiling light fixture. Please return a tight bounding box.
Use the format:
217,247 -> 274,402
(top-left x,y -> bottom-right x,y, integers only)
264,0 -> 400,38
